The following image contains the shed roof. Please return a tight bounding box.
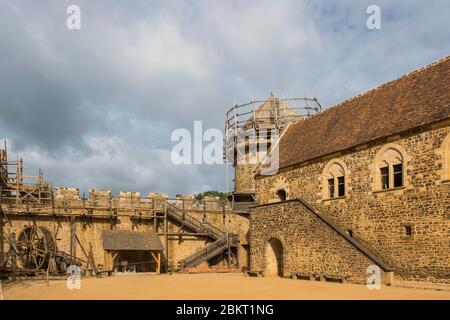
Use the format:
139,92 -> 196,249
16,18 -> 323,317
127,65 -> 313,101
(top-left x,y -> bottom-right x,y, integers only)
102,230 -> 163,251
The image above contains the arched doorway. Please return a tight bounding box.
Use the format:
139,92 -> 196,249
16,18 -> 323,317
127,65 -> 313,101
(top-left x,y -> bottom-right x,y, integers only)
265,238 -> 283,277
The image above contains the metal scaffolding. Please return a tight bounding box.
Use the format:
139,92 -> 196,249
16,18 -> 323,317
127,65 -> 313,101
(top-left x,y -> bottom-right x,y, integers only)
223,95 -> 322,165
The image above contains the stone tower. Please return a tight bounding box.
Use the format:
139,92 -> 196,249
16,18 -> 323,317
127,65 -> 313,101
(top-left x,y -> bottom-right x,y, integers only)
224,94 -> 320,208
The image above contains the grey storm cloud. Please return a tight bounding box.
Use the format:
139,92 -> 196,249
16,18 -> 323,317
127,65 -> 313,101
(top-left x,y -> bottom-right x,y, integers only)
0,0 -> 449,195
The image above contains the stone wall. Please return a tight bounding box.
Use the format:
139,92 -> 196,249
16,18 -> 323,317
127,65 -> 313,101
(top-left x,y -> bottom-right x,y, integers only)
250,200 -> 389,284
0,191 -> 250,272
235,163 -> 257,193
254,125 -> 450,283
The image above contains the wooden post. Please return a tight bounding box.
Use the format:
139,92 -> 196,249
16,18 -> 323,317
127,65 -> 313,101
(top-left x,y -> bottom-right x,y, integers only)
182,198 -> 185,221
164,203 -> 168,272
0,279 -> 4,300
46,262 -> 50,287
38,169 -> 42,204
152,198 -> 157,232
111,252 -> 119,272
109,193 -> 112,215
151,251 -> 161,274
222,201 -> 226,226
203,200 -> 206,222
236,242 -> 241,269
70,217 -> 73,260
0,202 -> 3,265
88,242 -> 97,273
226,233 -> 231,268
70,216 -> 76,260
15,156 -> 20,204
104,250 -> 110,271
157,252 -> 161,274
51,187 -> 55,215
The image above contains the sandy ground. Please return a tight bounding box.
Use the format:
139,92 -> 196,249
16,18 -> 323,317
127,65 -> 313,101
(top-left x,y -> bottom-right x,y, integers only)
2,273 -> 450,300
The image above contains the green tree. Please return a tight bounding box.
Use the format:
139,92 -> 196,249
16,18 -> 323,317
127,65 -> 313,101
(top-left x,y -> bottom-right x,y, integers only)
193,190 -> 230,203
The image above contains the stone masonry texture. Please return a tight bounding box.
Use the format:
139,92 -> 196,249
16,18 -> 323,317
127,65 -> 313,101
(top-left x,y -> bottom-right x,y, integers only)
254,126 -> 450,283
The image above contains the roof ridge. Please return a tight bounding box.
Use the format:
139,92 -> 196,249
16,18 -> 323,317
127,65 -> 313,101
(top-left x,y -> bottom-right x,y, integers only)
298,56 -> 450,123
268,55 -> 450,171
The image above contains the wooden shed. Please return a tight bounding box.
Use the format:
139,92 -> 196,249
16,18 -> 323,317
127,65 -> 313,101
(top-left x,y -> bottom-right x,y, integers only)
102,230 -> 163,274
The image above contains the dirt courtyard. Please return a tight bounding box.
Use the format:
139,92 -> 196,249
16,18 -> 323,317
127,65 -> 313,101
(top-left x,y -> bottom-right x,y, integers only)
2,273 -> 450,300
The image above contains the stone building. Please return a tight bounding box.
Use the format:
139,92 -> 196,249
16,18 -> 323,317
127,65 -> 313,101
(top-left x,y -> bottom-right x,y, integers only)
250,56 -> 450,284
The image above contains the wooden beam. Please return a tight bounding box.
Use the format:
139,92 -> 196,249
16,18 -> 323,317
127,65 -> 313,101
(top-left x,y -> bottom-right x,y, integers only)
104,250 -> 111,270
112,252 -> 119,261
164,205 -> 168,272
150,251 -> 161,274
157,252 -> 161,274
88,242 -> 98,273
74,234 -> 89,260
150,251 -> 157,261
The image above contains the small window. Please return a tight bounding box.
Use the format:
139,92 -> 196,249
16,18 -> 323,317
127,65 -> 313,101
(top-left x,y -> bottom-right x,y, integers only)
393,164 -> 403,188
405,226 -> 412,236
327,178 -> 335,199
276,189 -> 286,201
337,176 -> 345,197
380,167 -> 389,190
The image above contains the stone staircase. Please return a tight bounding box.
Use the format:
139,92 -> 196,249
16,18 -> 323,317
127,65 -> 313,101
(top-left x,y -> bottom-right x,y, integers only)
295,197 -> 393,273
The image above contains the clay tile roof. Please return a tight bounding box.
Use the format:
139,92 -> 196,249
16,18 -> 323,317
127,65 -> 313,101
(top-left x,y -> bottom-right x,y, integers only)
277,56 -> 450,170
102,230 -> 163,251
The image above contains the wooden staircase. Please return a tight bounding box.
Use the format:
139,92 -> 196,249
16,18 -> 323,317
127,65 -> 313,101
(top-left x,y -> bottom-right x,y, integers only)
164,202 -> 239,269
165,202 -> 226,241
178,234 -> 239,269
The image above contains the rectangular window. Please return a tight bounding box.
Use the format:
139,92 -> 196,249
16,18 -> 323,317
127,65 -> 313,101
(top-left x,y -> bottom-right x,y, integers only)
337,176 -> 345,197
393,164 -> 403,188
380,167 -> 389,190
405,225 -> 412,236
327,178 -> 335,198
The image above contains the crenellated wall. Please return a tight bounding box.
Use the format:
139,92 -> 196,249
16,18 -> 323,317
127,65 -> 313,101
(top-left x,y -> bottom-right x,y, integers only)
0,191 -> 250,272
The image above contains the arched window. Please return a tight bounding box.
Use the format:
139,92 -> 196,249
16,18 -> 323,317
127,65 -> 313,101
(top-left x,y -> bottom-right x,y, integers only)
373,146 -> 406,191
323,160 -> 348,199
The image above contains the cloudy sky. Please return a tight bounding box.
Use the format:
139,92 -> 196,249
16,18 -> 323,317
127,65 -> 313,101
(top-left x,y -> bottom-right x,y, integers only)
0,0 -> 449,196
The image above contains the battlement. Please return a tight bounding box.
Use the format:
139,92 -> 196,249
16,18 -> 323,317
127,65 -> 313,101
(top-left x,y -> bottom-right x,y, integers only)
54,187 -> 82,205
